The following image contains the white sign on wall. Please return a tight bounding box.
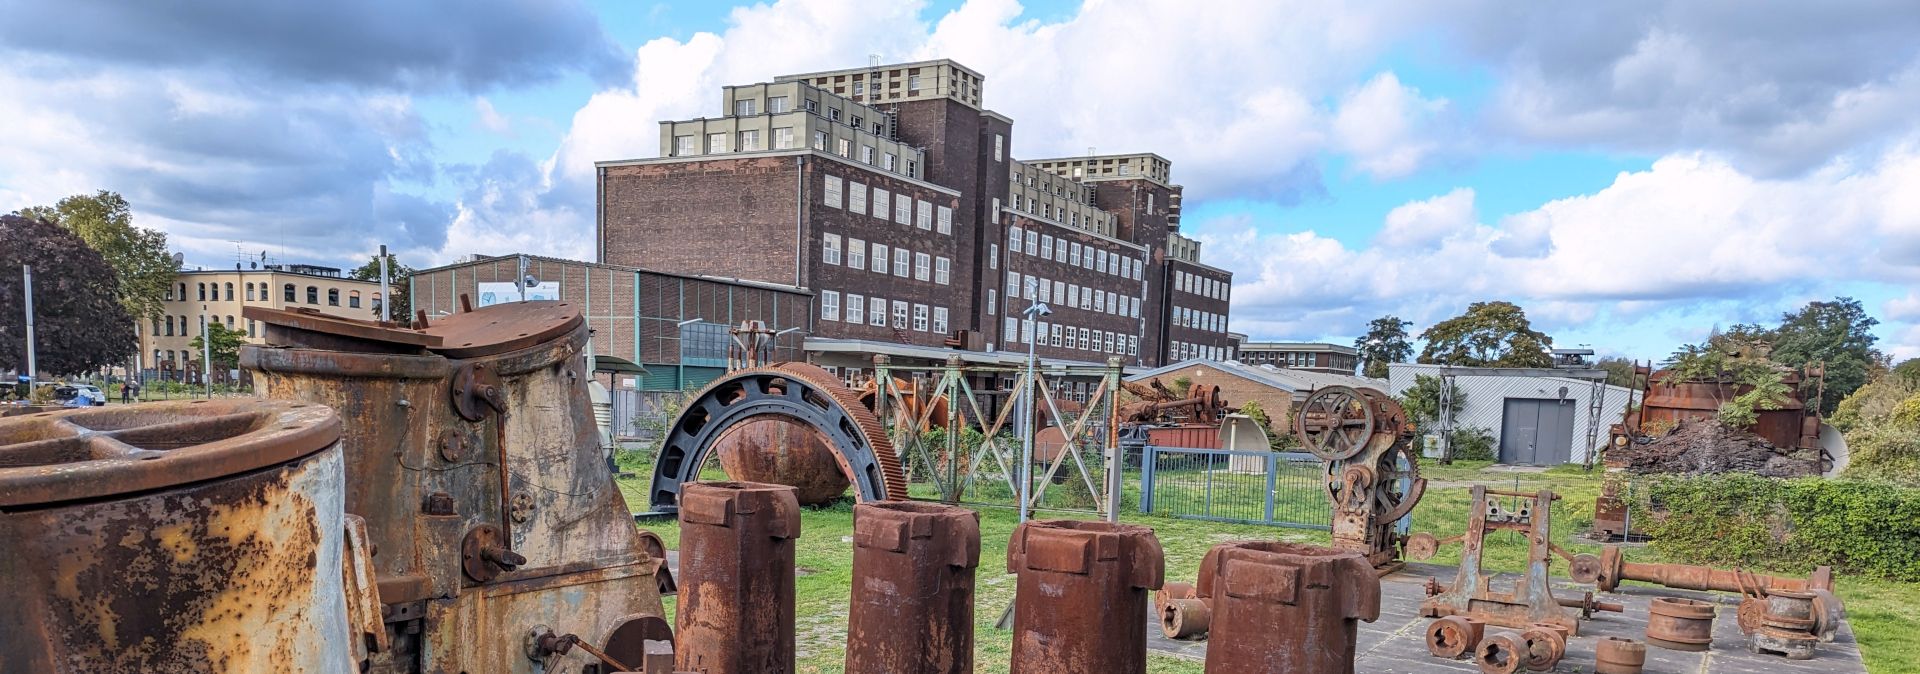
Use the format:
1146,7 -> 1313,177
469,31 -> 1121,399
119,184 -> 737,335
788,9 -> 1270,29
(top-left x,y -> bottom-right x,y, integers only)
476,281 -> 560,307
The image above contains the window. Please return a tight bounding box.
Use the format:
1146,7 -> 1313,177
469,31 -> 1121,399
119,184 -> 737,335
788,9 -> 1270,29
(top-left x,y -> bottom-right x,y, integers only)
1094,291 -> 1105,313
853,81 -> 865,96
178,282 -> 186,300
813,130 -> 827,150
1105,331 -> 1116,353
284,284 -> 295,302
869,297 -> 888,326
912,304 -> 928,332
993,133 -> 1003,161
1055,239 -> 1067,262
225,315 -> 234,328
245,282 -> 254,301
707,132 -> 726,153
848,238 -> 866,269
851,115 -> 862,129
1021,317 -> 1033,343
224,283 -> 234,301
674,135 -> 696,156
773,127 -> 794,150
893,248 -> 910,277
1006,272 -> 1020,300
935,257 -> 950,285
164,316 -> 174,336
846,294 -> 864,324
1024,230 -> 1038,256
1096,249 -> 1108,272
894,194 -> 911,224
1128,335 -> 1139,356
871,187 -> 889,218
349,290 -> 362,308
1040,234 -> 1054,257
1080,286 -> 1091,308
1054,280 -> 1065,304
327,288 -> 340,306
1050,324 -> 1063,347
892,301 -> 908,329
735,98 -> 756,116
824,176 -> 843,208
1038,278 -> 1052,303
198,283 -> 206,301
829,108 -> 841,121
1004,317 -> 1018,343
820,291 -> 840,321
738,129 -> 762,151
836,138 -> 851,157
1067,284 -> 1079,309
306,286 -> 319,304
913,252 -> 930,281
987,289 -> 997,314
860,145 -> 874,163
1070,242 -> 1082,266
883,153 -> 897,171
936,206 -> 952,234
249,319 -> 257,338
1148,193 -> 1155,211
991,197 -> 1000,223
933,307 -> 948,334
1130,296 -> 1140,318
871,243 -> 889,273
823,233 -> 842,265
909,74 -> 922,92
915,200 -> 932,230
1008,226 -> 1022,250
905,159 -> 915,177
1078,327 -> 1091,350
768,96 -> 789,113
989,244 -> 999,270
849,182 -> 867,213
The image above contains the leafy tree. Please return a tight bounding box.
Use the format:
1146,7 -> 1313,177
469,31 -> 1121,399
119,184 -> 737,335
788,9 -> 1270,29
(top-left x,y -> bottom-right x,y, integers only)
1769,297 -> 1882,415
1596,357 -> 1639,388
1416,301 -> 1554,367
0,214 -> 137,374
349,253 -> 415,321
187,321 -> 247,369
17,191 -> 176,322
1354,315 -> 1413,378
1399,374 -> 1466,430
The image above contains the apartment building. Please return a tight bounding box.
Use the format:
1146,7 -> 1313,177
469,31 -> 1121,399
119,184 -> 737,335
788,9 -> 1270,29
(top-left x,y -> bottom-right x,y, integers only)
596,58 -> 1233,370
137,264 -> 381,372
1235,342 -> 1361,376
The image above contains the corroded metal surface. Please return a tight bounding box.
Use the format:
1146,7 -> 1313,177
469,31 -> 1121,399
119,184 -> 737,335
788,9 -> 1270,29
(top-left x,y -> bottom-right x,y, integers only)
1155,580 -> 1197,612
1426,616 -> 1485,659
844,502 -> 980,674
1418,487 -> 1578,635
1519,624 -> 1567,671
1645,597 -> 1715,652
417,299 -> 584,358
675,481 -> 801,674
1196,541 -> 1379,673
1160,598 -> 1211,639
1475,632 -> 1527,674
1586,544 -> 1834,594
1295,386 -> 1425,571
714,415 -> 852,504
0,400 -> 350,673
1748,590 -> 1819,659
1593,636 -> 1646,674
1007,519 -> 1165,674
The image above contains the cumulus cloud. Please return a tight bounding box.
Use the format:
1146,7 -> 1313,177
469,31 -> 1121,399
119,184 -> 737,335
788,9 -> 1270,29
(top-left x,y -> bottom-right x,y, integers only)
473,97 -> 513,135
1334,72 -> 1450,178
1375,188 -> 1475,249
1888,291 -> 1920,323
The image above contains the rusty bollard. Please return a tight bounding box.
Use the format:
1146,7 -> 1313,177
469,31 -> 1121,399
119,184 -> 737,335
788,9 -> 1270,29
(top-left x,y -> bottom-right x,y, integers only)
845,502 -> 981,674
1007,519 -> 1165,674
674,481 -> 801,674
1197,541 -> 1381,674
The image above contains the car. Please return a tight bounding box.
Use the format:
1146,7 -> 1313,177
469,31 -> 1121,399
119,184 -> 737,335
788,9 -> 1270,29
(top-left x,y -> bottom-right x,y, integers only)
55,384 -> 107,406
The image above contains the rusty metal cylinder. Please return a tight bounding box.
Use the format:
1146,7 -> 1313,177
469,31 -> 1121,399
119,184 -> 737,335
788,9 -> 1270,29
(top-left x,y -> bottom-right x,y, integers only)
1594,636 -> 1647,674
1007,519 -> 1165,674
675,481 -> 802,674
1156,580 -> 1197,610
0,401 -> 352,673
1596,545 -> 1831,593
1161,598 -> 1212,639
1748,590 -> 1818,659
1426,616 -> 1485,659
1645,597 -> 1715,652
844,501 -> 981,674
1197,541 -> 1381,674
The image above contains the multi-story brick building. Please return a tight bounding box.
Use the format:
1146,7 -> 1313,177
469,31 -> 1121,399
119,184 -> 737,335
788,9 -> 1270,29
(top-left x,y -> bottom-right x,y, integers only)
596,58 -> 1234,371
1235,342 -> 1360,375
136,263 -> 380,375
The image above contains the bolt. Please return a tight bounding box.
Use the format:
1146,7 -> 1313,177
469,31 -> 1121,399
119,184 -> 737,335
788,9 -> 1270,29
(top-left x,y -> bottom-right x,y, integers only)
484,545 -> 526,569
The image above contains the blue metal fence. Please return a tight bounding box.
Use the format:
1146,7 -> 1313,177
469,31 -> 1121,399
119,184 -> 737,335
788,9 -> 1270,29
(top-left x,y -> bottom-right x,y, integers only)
1138,446 -> 1331,530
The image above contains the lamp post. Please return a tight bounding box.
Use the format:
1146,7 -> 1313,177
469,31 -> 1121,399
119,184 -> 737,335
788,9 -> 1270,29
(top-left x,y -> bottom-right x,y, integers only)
1017,278 -> 1052,524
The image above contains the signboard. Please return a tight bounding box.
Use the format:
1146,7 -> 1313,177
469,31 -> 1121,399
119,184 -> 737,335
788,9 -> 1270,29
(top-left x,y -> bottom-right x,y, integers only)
476,281 -> 559,307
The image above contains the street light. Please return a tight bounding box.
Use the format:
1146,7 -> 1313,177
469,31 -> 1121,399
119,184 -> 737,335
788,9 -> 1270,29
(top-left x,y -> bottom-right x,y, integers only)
1017,278 -> 1052,524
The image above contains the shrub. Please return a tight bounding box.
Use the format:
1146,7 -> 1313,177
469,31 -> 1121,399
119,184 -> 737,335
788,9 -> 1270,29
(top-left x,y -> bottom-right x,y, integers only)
1840,421 -> 1920,486
1633,473 -> 1920,581
1450,426 -> 1497,461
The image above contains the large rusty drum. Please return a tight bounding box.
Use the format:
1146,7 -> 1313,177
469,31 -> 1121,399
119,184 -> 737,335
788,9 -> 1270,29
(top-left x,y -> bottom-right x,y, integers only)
714,416 -> 852,504
0,400 -> 352,673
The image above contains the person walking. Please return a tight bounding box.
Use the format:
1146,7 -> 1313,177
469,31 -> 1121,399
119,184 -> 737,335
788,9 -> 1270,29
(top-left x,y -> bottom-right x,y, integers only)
120,380 -> 134,404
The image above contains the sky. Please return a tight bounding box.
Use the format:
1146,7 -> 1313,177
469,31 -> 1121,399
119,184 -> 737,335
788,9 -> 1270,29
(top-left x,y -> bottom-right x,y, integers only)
2,0 -> 1918,363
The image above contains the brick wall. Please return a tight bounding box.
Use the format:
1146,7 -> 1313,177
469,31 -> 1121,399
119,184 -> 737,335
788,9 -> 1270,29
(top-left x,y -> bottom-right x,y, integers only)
1136,363 -> 1296,436
600,155 -> 803,284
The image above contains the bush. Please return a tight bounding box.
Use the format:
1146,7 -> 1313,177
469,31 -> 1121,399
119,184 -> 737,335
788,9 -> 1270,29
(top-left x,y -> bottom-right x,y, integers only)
1841,421 -> 1920,485
1450,426 -> 1497,461
1633,473 -> 1920,581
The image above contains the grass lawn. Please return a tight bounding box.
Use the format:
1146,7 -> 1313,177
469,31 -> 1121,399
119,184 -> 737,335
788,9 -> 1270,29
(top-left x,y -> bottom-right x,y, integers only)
617,456 -> 1920,673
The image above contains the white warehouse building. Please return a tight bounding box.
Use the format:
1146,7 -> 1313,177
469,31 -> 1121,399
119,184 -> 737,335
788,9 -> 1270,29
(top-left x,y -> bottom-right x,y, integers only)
1387,363 -> 1642,465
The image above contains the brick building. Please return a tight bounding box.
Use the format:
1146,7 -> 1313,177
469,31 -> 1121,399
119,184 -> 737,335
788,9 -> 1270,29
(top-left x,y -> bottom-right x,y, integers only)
597,58 -> 1234,371
1234,342 -> 1360,375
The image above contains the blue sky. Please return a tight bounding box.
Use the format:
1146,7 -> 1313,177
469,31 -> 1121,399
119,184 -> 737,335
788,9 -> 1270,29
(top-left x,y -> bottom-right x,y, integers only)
3,0 -> 1918,363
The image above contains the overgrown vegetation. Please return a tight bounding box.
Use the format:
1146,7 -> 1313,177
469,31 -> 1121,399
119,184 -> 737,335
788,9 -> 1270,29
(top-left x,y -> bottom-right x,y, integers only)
1633,473 -> 1920,581
1449,426 -> 1496,461
1834,358 -> 1920,485
1399,374 -> 1465,430
1664,326 -> 1795,427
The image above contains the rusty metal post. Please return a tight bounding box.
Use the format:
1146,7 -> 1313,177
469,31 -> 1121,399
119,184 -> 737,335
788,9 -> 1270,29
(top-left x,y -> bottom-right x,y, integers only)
845,502 -> 981,674
1007,519 -> 1165,674
1197,541 -> 1380,674
675,481 -> 801,674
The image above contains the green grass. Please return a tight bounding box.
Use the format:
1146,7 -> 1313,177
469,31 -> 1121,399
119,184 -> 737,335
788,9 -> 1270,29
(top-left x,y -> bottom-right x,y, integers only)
618,454 -> 1920,673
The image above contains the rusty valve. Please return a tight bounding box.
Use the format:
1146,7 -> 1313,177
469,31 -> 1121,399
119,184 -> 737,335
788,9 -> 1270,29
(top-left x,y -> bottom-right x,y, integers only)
1747,590 -> 1819,660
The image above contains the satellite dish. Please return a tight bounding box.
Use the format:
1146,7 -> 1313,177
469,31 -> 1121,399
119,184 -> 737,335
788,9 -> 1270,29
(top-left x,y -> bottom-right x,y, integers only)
171,252 -> 185,267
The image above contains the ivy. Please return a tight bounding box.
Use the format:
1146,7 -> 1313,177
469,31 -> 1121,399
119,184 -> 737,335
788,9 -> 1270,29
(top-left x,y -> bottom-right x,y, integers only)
1632,473 -> 1920,581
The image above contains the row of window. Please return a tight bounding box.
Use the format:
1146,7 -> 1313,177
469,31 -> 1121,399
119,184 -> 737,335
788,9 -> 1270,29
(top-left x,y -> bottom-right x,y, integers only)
148,314 -> 257,339
822,176 -> 951,233
819,290 -> 949,334
1174,306 -> 1226,333
167,281 -> 370,308
680,123 -> 919,177
1172,341 -> 1228,362
1004,272 -> 1140,319
1005,226 -> 1142,280
1176,270 -> 1229,301
1001,317 -> 1139,356
822,234 -> 952,285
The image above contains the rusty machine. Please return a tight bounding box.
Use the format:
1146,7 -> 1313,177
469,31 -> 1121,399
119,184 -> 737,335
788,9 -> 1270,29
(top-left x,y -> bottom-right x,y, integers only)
1408,487 -> 1621,636
1292,385 -> 1427,572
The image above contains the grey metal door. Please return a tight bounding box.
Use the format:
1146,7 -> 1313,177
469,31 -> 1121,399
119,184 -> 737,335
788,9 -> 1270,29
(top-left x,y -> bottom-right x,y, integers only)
1500,398 -> 1576,465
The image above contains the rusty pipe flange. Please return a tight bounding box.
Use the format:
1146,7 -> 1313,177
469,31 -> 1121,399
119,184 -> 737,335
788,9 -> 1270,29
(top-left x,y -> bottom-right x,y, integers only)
461,524 -> 525,583
1570,553 -> 1605,585
1426,616 -> 1484,659
1596,544 -> 1626,591
1475,632 -> 1528,674
450,361 -> 507,422
1160,597 -> 1211,639
0,399 -> 341,507
1406,532 -> 1440,561
1645,597 -> 1715,652
1594,636 -> 1647,674
1521,624 -> 1568,672
1155,581 -> 1196,611
1294,385 -> 1375,462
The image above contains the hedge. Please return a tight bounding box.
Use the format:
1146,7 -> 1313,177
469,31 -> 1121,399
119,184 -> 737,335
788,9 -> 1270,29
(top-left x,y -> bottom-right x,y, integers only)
1632,473 -> 1920,582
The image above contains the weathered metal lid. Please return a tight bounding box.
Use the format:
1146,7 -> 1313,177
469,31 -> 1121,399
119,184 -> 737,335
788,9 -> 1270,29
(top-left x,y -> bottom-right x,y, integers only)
419,300 -> 583,358
242,305 -> 444,348
0,399 -> 341,507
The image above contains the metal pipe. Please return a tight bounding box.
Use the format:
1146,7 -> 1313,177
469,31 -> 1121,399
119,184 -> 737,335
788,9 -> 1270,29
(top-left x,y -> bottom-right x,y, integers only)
378,244 -> 390,322
22,265 -> 35,384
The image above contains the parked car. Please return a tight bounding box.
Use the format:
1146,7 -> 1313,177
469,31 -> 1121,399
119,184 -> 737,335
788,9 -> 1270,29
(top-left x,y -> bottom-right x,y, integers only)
55,384 -> 106,406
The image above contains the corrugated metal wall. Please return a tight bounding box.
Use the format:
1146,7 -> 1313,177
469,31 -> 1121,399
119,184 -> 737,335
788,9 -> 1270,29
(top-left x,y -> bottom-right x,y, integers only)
1387,363 -> 1642,464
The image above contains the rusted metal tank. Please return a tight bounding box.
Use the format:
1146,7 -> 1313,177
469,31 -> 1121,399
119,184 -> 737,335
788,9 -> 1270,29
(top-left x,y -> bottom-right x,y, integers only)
1145,424 -> 1219,449
1006,519 -> 1165,674
845,501 -> 981,674
715,416 -> 852,504
675,481 -> 801,674
1641,372 -> 1816,449
1196,541 -> 1380,673
0,400 -> 353,672
241,301 -> 667,673
1748,590 -> 1819,659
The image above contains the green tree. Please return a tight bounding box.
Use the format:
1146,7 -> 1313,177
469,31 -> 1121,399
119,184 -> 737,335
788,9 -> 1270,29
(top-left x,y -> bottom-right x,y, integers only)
1769,297 -> 1883,415
1596,356 -> 1639,388
1399,374 -> 1466,430
349,253 -> 415,321
0,214 -> 137,374
1354,315 -> 1414,378
1416,301 -> 1554,367
17,191 -> 176,322
187,321 -> 247,370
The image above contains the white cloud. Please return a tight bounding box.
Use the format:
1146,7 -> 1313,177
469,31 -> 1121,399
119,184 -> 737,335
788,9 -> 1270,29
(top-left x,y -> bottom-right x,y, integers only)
1334,72 -> 1450,178
473,97 -> 513,135
1888,291 -> 1920,323
1375,187 -> 1474,249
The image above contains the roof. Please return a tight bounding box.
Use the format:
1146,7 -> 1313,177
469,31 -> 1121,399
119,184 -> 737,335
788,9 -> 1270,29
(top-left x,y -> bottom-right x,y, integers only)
416,253 -> 813,296
1127,358 -> 1383,394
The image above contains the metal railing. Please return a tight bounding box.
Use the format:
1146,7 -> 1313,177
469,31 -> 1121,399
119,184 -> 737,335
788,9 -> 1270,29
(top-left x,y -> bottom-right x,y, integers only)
1139,445 -> 1330,530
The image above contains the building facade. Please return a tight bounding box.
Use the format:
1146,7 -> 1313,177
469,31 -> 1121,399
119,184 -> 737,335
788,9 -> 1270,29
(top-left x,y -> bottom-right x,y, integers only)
137,264 -> 381,374
1235,342 -> 1359,375
596,58 -> 1234,370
